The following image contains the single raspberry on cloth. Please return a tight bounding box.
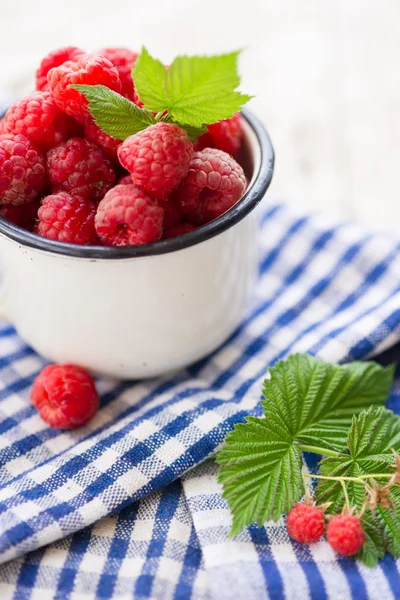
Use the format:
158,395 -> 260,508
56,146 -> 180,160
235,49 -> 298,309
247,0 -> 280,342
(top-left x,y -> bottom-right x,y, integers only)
31,364 -> 99,429
37,192 -> 97,245
36,46 -> 84,91
0,134 -> 46,205
3,91 -> 78,152
327,514 -> 365,556
99,47 -> 138,100
175,148 -> 246,224
46,137 -> 116,202
286,502 -> 326,544
117,122 -> 193,200
195,113 -> 243,157
47,53 -> 122,123
95,184 -> 163,246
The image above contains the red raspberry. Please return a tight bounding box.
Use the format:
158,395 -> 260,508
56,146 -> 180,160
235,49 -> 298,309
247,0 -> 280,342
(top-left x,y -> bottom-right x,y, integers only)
176,148 -> 246,225
118,123 -> 193,200
117,174 -> 133,185
327,514 -> 366,556
0,119 -> 5,134
36,46 -> 84,92
84,121 -> 121,160
195,113 -> 243,157
46,137 -> 115,202
48,53 -> 122,123
158,195 -> 182,230
163,222 -> 197,239
4,92 -> 78,152
31,364 -> 99,429
95,184 -> 163,246
37,192 -> 96,245
286,502 -> 326,544
0,200 -> 40,230
99,47 -> 138,100
0,134 -> 46,205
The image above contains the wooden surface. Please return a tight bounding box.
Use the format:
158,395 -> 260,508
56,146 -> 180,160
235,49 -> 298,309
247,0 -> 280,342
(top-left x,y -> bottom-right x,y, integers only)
1,0 -> 399,233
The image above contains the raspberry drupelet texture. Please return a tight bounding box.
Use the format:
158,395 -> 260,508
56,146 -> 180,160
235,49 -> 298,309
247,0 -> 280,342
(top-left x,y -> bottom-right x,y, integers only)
286,502 -> 326,544
46,137 -> 115,202
37,192 -> 97,244
31,364 -> 99,429
99,47 -> 138,100
0,134 -> 46,205
327,514 -> 366,556
0,200 -> 40,230
47,53 -> 122,123
95,184 -> 163,246
163,222 -> 197,239
84,121 -> 121,160
195,113 -> 243,157
4,92 -> 78,152
36,46 -> 84,92
176,147 -> 246,224
117,174 -> 134,185
117,122 -> 194,200
0,119 -> 5,134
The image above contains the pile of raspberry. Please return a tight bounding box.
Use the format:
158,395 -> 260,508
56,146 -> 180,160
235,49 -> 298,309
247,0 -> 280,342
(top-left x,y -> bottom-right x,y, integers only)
0,46 -> 247,246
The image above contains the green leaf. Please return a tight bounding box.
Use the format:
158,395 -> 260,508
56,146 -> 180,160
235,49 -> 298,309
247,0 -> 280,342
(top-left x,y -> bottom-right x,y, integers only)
133,48 -> 252,127
132,47 -> 168,111
160,113 -> 207,142
217,354 -> 394,535
315,407 -> 400,566
71,85 -> 156,140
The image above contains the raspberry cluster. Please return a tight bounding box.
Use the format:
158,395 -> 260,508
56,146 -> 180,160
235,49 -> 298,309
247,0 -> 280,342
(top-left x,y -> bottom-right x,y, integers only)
0,46 -> 246,246
286,497 -> 366,558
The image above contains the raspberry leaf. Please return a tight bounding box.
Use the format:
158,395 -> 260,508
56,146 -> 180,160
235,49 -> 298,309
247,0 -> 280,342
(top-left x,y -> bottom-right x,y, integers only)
315,407 -> 400,566
160,113 -> 207,142
71,85 -> 156,140
133,49 -> 253,127
217,355 -> 394,535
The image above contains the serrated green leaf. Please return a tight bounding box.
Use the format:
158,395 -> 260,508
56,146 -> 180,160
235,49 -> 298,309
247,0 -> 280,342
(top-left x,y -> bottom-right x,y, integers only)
217,354 -> 394,535
315,407 -> 400,566
133,48 -> 252,127
160,113 -> 207,142
132,47 -> 168,111
71,85 -> 156,140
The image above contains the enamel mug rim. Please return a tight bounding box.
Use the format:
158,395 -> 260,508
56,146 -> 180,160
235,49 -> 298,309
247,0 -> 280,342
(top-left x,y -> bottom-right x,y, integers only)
0,109 -> 274,258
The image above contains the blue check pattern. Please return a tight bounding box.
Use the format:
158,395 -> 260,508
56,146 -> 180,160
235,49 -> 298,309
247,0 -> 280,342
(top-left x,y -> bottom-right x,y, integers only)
0,202 -> 399,599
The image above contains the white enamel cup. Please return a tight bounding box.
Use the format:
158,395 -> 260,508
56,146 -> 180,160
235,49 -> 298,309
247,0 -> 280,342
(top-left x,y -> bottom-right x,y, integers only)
0,111 -> 274,379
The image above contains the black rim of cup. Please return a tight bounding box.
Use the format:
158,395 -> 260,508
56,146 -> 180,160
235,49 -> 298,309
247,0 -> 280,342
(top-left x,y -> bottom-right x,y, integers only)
0,109 -> 274,259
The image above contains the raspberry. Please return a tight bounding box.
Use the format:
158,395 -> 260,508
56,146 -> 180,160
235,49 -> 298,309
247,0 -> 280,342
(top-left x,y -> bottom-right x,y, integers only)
31,364 -> 99,429
176,148 -> 246,224
0,200 -> 40,230
95,184 -> 163,246
158,195 -> 182,229
37,192 -> 96,244
118,123 -> 193,200
0,134 -> 46,205
327,514 -> 366,556
118,174 -> 133,185
195,113 -> 243,157
99,47 -> 138,100
0,119 -> 5,134
4,92 -> 78,152
84,121 -> 121,160
48,53 -> 122,123
286,502 -> 326,544
163,222 -> 197,239
36,46 -> 84,92
46,137 -> 115,202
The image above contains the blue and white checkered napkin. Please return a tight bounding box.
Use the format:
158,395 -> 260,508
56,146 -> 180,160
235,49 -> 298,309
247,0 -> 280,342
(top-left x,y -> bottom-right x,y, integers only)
0,202 -> 399,599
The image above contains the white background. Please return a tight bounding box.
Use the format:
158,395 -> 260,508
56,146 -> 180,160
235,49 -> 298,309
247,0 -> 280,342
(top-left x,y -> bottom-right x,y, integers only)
1,0 -> 399,233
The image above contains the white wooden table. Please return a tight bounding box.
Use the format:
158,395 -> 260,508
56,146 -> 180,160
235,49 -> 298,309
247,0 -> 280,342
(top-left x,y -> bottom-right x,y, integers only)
1,0 -> 399,233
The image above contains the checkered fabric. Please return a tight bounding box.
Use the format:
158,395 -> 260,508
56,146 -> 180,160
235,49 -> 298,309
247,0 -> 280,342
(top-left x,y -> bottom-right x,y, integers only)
0,202 -> 399,599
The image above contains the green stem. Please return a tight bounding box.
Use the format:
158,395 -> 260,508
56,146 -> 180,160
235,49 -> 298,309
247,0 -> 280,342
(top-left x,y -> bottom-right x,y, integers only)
154,112 -> 164,121
304,472 -> 393,484
296,444 -> 340,458
340,479 -> 351,510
